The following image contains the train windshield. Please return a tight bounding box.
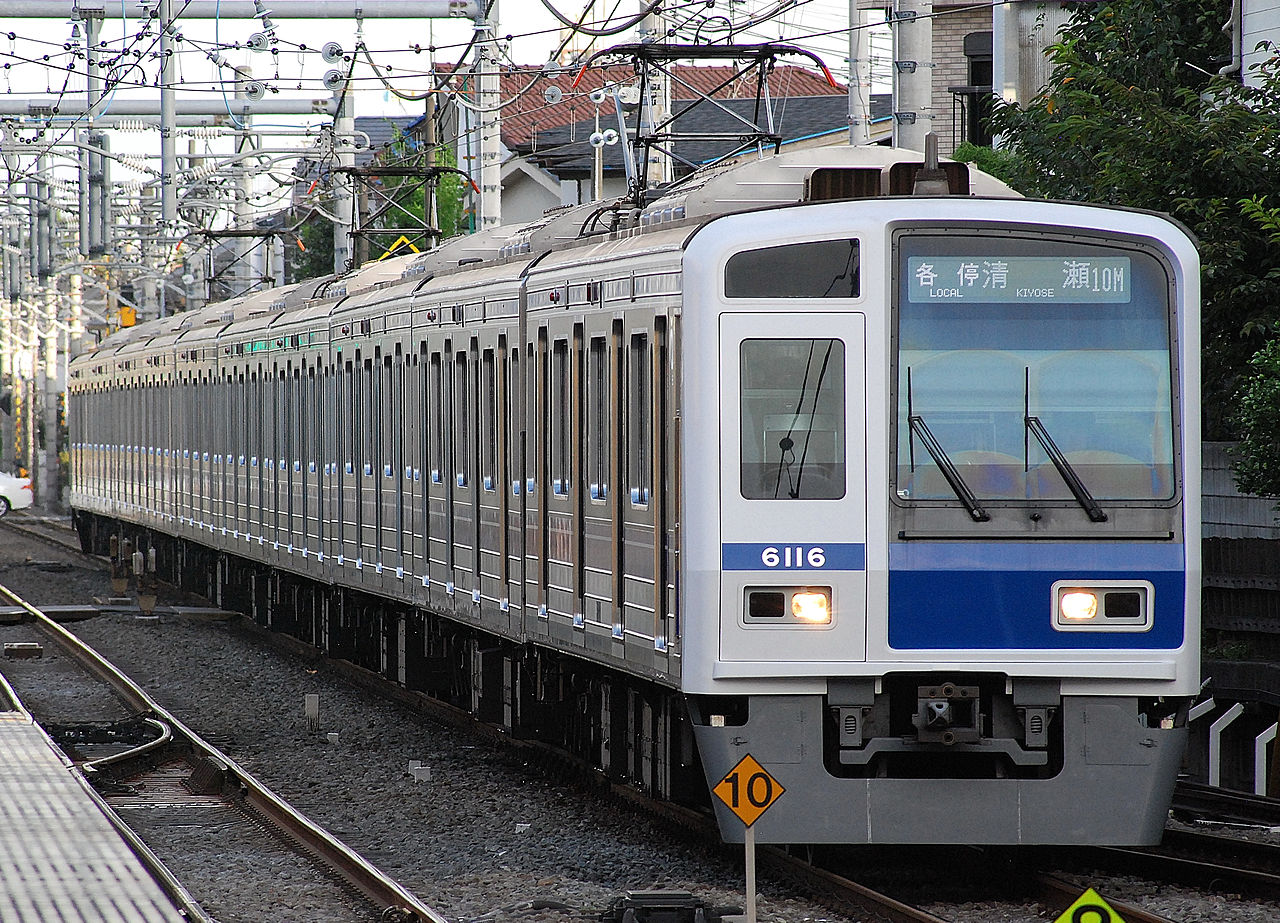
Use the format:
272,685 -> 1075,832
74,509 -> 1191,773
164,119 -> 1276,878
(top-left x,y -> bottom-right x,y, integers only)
894,235 -> 1175,503
740,338 -> 846,500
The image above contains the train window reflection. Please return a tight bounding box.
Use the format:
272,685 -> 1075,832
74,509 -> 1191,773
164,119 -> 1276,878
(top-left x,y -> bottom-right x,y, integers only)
740,339 -> 846,500
628,333 -> 651,505
725,239 -> 859,298
895,238 -> 1174,502
551,339 -> 570,497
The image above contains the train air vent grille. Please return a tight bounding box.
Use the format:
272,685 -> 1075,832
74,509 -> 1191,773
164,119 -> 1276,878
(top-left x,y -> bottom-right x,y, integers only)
805,167 -> 882,201
888,161 -> 971,195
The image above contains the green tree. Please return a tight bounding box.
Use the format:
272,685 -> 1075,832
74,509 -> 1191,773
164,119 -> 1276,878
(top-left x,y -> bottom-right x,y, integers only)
286,128 -> 470,280
989,0 -> 1280,439
367,127 -> 468,259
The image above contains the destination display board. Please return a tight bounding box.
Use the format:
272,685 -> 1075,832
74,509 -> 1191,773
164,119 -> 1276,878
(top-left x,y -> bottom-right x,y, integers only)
907,256 -> 1132,303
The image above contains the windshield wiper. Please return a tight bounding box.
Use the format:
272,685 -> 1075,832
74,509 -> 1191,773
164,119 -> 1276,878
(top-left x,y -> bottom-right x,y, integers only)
908,415 -> 990,522
1024,416 -> 1108,522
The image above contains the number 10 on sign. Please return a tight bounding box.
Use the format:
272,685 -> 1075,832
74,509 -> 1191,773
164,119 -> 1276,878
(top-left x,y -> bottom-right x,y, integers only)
713,754 -> 785,827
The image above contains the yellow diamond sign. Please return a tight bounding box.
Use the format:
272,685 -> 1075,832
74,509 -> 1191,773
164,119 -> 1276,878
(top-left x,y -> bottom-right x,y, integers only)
712,754 -> 784,827
1053,887 -> 1127,923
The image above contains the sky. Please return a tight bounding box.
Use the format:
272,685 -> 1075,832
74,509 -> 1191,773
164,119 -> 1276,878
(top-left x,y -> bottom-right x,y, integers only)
0,2 -> 887,233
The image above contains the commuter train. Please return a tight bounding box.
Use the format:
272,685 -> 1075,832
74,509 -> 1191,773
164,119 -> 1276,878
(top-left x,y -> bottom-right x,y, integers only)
68,144 -> 1200,845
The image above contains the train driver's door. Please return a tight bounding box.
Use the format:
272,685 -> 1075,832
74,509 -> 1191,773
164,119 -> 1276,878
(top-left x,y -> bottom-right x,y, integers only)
718,313 -> 868,664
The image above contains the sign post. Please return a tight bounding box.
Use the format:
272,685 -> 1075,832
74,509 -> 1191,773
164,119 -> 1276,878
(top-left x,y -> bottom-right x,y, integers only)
712,754 -> 785,923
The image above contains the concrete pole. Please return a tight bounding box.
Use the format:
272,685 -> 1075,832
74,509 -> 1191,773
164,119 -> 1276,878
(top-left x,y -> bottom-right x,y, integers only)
158,0 -> 177,312
476,1 -> 502,230
41,282 -> 58,509
639,5 -> 671,189
333,85 -> 356,273
848,1 -> 873,145
236,68 -> 258,292
892,0 -> 933,152
425,92 -> 439,241
0,209 -> 14,471
272,234 -> 285,287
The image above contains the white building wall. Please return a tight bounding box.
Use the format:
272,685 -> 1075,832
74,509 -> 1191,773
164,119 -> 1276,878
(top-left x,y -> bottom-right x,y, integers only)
1242,1 -> 1280,85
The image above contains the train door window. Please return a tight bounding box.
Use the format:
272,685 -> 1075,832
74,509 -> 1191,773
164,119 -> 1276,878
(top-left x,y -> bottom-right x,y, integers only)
482,348 -> 496,491
740,339 -> 846,500
627,332 -> 650,506
551,338 -> 570,497
454,350 -> 470,488
587,335 -> 609,500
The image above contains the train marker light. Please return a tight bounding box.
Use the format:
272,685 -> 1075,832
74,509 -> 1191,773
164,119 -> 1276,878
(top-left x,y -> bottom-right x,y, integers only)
1059,591 -> 1098,621
792,590 -> 831,624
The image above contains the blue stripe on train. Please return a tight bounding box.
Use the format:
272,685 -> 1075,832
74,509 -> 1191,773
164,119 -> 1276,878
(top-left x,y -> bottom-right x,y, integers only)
723,542 -> 867,571
887,542 -> 1185,650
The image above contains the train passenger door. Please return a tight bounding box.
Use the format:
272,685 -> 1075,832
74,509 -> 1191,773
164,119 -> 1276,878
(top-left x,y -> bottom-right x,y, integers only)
719,313 -> 868,663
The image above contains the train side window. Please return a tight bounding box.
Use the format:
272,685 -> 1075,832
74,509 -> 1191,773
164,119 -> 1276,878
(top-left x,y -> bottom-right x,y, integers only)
482,348 -> 497,491
586,335 -> 609,500
740,338 -> 846,500
725,238 -> 859,298
430,352 -> 443,484
551,339 -> 570,497
509,347 -> 522,497
627,332 -> 651,506
455,350 -> 470,488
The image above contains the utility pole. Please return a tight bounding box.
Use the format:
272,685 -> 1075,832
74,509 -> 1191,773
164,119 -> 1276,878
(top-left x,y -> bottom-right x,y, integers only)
476,1 -> 502,230
236,68 -> 260,293
848,1 -> 873,145
158,0 -> 177,315
332,80 -> 356,273
639,5 -> 671,189
892,0 -> 932,152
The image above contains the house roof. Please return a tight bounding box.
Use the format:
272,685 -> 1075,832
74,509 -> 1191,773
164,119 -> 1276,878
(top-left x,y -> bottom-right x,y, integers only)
353,115 -> 419,165
514,93 -> 890,178
441,62 -> 845,146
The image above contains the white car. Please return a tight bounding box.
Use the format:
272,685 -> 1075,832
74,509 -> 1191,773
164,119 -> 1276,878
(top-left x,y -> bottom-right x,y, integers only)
0,472 -> 33,516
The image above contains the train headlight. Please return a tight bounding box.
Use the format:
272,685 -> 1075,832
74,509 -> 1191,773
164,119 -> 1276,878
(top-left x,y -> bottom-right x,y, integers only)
1059,591 -> 1098,621
743,587 -> 833,626
791,590 -> 831,624
1053,581 -> 1152,632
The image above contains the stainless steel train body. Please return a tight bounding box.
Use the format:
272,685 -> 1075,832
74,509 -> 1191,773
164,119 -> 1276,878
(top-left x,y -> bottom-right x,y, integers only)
68,146 -> 1200,845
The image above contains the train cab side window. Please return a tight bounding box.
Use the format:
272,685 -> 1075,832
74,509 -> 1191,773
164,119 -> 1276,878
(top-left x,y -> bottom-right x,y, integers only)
551,339 -> 571,497
725,239 -> 859,298
587,336 -> 609,500
627,332 -> 651,506
740,339 -> 846,500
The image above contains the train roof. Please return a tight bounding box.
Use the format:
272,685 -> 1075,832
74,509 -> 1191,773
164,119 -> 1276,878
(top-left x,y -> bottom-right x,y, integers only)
76,144 -> 1019,360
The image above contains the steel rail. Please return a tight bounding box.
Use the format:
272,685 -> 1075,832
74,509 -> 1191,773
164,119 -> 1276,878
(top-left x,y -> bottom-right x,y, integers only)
1028,872 -> 1177,923
1172,780 -> 1280,826
0,579 -> 448,923
0,515 -> 92,559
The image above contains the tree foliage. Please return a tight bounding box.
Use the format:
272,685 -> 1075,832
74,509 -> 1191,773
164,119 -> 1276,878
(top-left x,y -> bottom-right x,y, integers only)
286,124 -> 469,282
988,0 -> 1280,440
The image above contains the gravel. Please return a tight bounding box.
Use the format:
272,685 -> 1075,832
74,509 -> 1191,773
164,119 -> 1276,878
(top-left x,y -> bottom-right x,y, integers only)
0,516 -> 852,923
6,511 -> 1280,923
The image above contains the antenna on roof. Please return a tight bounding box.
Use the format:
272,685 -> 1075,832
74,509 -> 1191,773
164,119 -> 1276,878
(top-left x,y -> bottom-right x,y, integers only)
571,42 -> 838,209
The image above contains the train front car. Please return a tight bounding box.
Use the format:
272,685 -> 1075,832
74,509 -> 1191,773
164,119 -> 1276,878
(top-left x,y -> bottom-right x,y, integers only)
682,195 -> 1199,845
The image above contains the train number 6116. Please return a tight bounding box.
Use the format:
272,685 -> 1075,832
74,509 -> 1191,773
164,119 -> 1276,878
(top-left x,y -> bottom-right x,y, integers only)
760,546 -> 825,568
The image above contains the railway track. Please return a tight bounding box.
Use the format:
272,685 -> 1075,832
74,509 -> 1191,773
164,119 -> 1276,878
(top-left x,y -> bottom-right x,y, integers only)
0,578 -> 445,923
0,512 -> 90,559
1172,780 -> 1280,826
0,519 -> 1245,922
